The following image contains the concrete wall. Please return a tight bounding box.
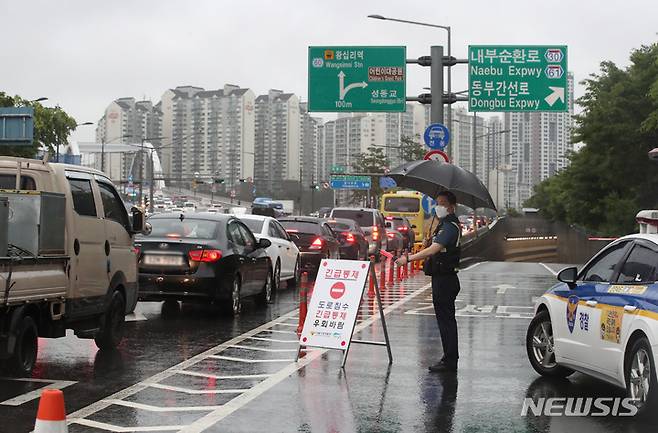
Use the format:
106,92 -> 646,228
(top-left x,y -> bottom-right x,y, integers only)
461,216 -> 612,265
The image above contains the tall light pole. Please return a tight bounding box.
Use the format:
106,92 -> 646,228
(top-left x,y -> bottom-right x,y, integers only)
101,134 -> 132,173
367,14 -> 453,143
139,136 -> 167,205
56,121 -> 92,163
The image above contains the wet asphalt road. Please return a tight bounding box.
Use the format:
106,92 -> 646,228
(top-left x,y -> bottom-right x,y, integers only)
1,261 -> 656,432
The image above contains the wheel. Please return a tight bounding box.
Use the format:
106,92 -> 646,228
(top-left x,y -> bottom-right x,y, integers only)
272,261 -> 281,293
288,256 -> 301,288
95,291 -> 126,350
526,310 -> 574,378
625,336 -> 658,414
161,300 -> 180,317
7,315 -> 38,376
256,268 -> 274,306
222,274 -> 242,315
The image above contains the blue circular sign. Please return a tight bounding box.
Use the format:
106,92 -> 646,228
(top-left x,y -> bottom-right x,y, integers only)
424,123 -> 450,150
421,194 -> 438,216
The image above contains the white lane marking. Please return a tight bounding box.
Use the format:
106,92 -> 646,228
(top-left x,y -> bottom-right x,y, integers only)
230,345 -> 298,353
208,355 -> 295,363
494,284 -> 516,295
462,261 -> 486,272
106,399 -> 221,412
74,419 -> 184,432
273,323 -> 297,327
179,281 -> 432,433
539,262 -> 558,276
146,383 -> 247,394
245,336 -> 299,343
0,379 -> 77,406
174,370 -> 272,380
259,329 -> 296,335
125,312 -> 148,322
67,310 -> 298,425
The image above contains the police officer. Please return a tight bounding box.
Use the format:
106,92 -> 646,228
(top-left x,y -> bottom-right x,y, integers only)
396,191 -> 461,372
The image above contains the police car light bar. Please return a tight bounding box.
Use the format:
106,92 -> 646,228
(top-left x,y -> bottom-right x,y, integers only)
636,210 -> 658,234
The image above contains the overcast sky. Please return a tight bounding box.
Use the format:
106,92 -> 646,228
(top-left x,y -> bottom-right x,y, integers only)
3,0 -> 657,144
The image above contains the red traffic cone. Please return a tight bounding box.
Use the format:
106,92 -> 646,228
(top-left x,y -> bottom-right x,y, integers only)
34,389 -> 67,433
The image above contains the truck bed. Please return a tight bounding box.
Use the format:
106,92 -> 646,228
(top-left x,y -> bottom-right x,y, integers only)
0,256 -> 68,305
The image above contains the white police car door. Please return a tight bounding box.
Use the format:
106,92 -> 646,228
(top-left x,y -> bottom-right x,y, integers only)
589,241 -> 657,373
555,241 -> 632,368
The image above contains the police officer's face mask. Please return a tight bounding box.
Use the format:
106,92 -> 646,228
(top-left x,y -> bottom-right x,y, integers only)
435,205 -> 449,218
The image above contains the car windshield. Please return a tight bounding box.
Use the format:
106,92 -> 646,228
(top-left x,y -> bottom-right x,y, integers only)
279,220 -> 320,234
241,218 -> 264,233
146,218 -> 219,239
326,221 -> 352,232
331,210 -> 374,228
384,197 -> 420,213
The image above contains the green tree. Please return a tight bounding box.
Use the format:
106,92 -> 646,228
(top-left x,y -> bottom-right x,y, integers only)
398,134 -> 426,163
0,92 -> 77,158
350,146 -> 390,206
525,43 -> 658,236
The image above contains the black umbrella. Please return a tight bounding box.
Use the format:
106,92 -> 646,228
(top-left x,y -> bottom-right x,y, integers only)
388,159 -> 497,211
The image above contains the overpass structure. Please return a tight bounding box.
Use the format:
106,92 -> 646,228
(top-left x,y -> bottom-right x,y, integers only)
462,215 -> 613,265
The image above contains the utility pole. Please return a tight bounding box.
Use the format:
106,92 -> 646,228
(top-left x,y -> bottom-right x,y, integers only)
430,46 -> 444,125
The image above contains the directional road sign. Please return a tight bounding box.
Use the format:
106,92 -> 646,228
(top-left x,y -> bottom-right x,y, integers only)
421,195 -> 438,216
379,176 -> 397,189
423,123 -> 450,150
308,46 -> 406,112
330,175 -> 371,190
468,45 -> 568,112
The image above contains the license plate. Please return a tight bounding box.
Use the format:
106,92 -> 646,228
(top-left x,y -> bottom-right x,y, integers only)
143,254 -> 185,266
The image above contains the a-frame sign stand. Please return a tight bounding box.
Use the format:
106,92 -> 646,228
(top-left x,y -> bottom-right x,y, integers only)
295,261 -> 392,369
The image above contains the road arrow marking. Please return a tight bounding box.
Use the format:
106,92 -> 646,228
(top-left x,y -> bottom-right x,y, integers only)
338,70 -> 367,100
494,284 -> 516,295
544,86 -> 565,107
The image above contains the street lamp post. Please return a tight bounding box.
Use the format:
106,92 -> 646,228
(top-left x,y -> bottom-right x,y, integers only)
57,122 -> 93,163
139,136 -> 167,206
368,14 -> 452,146
101,134 -> 132,173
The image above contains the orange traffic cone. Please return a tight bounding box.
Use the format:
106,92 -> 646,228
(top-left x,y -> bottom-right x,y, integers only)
34,389 -> 67,433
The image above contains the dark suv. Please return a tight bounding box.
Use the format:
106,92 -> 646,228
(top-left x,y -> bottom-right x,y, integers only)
329,207 -> 387,260
385,216 -> 415,250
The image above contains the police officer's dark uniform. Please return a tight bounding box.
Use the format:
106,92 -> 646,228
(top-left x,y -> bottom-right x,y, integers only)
427,212 -> 461,372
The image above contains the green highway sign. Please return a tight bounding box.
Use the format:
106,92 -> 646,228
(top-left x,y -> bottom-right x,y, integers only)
468,45 -> 568,112
330,164 -> 346,174
308,46 -> 406,112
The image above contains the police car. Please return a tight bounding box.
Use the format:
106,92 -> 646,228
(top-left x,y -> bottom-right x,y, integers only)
526,210 -> 658,412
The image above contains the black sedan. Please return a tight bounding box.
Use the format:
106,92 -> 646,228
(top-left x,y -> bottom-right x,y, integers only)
325,218 -> 368,260
278,216 -> 340,275
136,213 -> 273,315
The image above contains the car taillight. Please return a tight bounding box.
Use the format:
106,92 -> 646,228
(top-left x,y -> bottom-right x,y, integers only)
309,237 -> 324,250
344,233 -> 355,243
133,247 -> 141,257
189,249 -> 223,262
397,226 -> 408,232
387,232 -> 395,239
372,227 -> 379,240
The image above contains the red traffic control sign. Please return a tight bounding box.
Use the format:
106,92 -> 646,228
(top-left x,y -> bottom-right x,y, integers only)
424,150 -> 450,163
329,282 -> 346,300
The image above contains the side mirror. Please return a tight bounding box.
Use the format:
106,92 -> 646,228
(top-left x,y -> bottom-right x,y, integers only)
131,207 -> 147,234
557,266 -> 578,289
411,225 -> 417,229
258,238 -> 272,249
385,222 -> 392,228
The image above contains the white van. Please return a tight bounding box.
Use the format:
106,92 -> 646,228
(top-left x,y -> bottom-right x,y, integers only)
0,158 -> 147,375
